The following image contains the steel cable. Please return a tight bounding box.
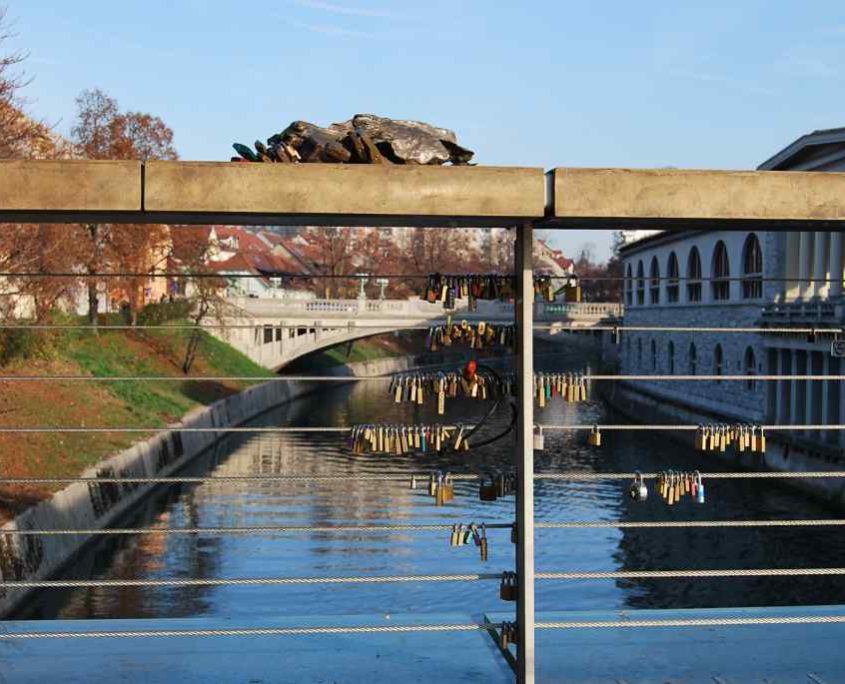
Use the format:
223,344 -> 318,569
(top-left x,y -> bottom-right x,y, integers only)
2,471 -> 845,486
5,519 -> 845,536
536,568 -> 845,580
0,424 -> 841,433
4,615 -> 845,639
1,373 -> 844,382
0,573 -> 503,589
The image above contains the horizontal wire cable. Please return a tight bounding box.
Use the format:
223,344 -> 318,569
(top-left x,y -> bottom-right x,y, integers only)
5,568 -> 844,589
0,474 -> 482,484
2,471 -> 844,487
0,322 -> 836,334
0,473 -> 484,489
0,573 -> 503,589
536,614 -> 845,630
1,522 -> 515,536
3,270 -> 843,284
535,519 -> 845,529
2,374 -> 845,383
535,471 -> 845,480
0,623 -> 492,639
6,520 -> 845,536
536,568 -> 845,580
0,424 -> 839,433
4,615 -> 844,639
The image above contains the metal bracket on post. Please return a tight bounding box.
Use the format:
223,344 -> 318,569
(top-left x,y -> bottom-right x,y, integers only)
515,222 -> 536,683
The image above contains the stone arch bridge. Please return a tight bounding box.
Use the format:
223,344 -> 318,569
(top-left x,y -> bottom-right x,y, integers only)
212,297 -> 623,370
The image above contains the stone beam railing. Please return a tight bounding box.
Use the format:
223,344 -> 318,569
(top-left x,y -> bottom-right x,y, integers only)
226,296 -> 621,322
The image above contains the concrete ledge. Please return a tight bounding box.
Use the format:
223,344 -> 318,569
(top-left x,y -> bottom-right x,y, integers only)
144,162 -> 545,222
0,160 -> 142,211
546,167 -> 845,229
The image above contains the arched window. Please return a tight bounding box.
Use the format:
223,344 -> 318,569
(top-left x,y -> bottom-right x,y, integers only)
649,256 -> 660,304
742,233 -> 763,299
637,338 -> 643,366
666,252 -> 679,303
651,339 -> 657,371
625,264 -> 633,305
714,344 -> 723,382
689,343 -> 697,375
687,247 -> 702,302
712,241 -> 730,300
745,346 -> 757,391
668,341 -> 675,374
636,261 -> 645,305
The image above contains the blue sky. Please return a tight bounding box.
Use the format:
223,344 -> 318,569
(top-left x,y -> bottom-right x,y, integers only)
5,1 -> 845,260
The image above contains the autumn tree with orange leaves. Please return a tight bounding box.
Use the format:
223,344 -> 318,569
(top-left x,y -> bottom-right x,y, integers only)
70,88 -> 178,326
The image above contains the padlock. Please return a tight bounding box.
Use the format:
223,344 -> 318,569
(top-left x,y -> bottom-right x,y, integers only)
628,471 -> 648,501
695,471 -> 705,504
442,473 -> 454,503
533,425 -> 544,450
588,425 -> 602,447
479,479 -> 498,502
480,524 -> 489,562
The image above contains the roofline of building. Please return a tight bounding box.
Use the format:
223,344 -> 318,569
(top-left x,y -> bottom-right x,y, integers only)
757,127 -> 845,170
618,229 -> 707,257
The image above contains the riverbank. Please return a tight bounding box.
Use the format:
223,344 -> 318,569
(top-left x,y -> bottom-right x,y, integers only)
0,322 -> 273,521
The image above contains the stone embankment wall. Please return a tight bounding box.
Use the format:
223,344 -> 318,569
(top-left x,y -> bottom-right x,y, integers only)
606,382 -> 845,508
0,379 -> 311,618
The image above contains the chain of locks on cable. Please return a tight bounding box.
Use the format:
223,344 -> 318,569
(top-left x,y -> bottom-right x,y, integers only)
448,522 -> 490,561
389,370 -> 588,415
347,424 -> 472,455
425,320 -> 515,352
628,470 -> 706,504
422,273 -> 566,310
695,424 -> 767,454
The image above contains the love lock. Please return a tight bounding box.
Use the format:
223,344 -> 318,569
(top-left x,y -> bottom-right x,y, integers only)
533,425 -> 544,451
628,471 -> 648,502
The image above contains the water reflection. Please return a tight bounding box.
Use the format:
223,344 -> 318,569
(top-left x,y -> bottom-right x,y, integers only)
14,352 -> 845,621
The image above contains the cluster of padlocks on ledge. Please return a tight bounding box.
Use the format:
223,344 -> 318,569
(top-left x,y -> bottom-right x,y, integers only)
695,424 -> 767,454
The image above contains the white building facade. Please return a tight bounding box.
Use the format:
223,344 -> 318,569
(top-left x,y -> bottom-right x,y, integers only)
617,127 -> 845,484
620,229 -> 768,422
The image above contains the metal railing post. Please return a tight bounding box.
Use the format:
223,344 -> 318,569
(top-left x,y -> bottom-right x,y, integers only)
515,222 -> 536,683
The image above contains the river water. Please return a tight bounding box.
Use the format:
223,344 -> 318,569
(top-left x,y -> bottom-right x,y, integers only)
15,359 -> 845,622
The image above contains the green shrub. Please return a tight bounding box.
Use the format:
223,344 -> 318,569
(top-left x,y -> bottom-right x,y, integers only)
137,299 -> 193,326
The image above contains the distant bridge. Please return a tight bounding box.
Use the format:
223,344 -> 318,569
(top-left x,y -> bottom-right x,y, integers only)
211,297 -> 623,369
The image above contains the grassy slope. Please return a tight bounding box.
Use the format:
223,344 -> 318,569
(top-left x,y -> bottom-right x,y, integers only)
0,325 -> 272,520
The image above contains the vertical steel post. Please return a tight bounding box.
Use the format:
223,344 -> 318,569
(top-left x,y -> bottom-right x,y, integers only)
515,222 -> 535,683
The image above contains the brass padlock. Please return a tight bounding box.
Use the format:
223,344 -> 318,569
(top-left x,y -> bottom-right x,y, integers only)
588,425 -> 602,447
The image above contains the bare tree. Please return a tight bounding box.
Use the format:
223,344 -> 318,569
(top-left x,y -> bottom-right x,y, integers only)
172,228 -> 227,373
0,7 -> 53,159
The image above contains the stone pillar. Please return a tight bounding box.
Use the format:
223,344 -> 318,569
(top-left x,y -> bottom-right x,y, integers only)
831,232 -> 844,299
814,232 -> 830,299
799,232 -> 814,300
785,232 -> 801,301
